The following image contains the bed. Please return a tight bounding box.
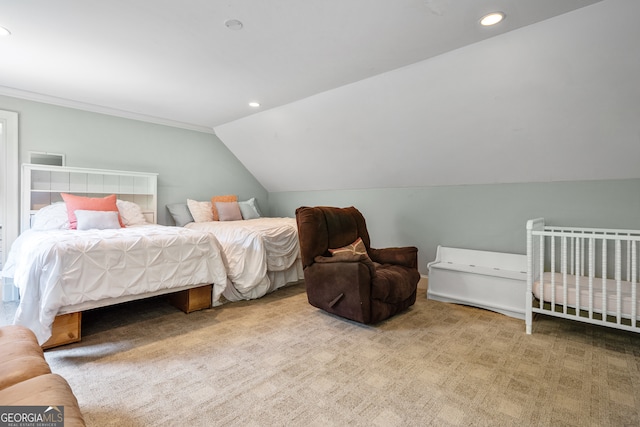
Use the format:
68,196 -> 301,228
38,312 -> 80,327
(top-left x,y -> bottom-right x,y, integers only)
526,218 -> 640,334
168,198 -> 303,303
1,164 -> 229,347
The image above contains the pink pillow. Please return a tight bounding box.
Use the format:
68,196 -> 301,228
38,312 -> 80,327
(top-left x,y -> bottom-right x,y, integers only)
61,193 -> 124,230
210,195 -> 238,221
215,201 -> 242,221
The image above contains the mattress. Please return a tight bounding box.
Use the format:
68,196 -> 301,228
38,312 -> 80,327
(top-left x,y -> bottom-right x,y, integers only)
2,225 -> 228,344
533,272 -> 639,318
186,217 -> 301,301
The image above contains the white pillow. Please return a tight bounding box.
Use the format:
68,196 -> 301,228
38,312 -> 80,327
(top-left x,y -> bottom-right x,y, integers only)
117,199 -> 148,226
31,202 -> 70,230
75,210 -> 122,230
187,199 -> 213,222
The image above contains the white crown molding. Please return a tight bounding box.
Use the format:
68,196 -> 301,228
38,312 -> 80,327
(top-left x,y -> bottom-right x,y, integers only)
0,85 -> 216,135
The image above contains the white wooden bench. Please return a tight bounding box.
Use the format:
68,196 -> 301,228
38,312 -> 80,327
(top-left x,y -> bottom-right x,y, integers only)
427,246 -> 527,319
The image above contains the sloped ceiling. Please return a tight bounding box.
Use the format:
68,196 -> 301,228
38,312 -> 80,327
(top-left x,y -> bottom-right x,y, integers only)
216,0 -> 640,192
1,0 -> 598,131
3,1 -> 635,193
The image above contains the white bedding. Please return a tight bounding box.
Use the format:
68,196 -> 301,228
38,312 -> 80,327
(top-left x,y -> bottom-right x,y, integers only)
2,225 -> 228,344
534,272 -> 639,318
186,217 -> 301,301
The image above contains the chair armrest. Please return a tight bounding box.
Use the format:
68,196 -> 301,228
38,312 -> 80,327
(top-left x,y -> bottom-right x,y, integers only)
369,246 -> 418,269
314,254 -> 376,277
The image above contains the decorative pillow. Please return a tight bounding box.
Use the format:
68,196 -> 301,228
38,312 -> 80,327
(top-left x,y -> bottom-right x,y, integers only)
116,200 -> 147,226
61,193 -> 124,230
238,198 -> 262,220
187,199 -> 213,222
166,203 -> 194,227
329,237 -> 368,257
326,237 -> 374,273
75,210 -> 122,230
215,201 -> 242,221
31,202 -> 70,231
211,195 -> 238,221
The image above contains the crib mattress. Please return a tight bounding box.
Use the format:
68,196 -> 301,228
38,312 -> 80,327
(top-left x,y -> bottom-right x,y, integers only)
533,272 -> 639,318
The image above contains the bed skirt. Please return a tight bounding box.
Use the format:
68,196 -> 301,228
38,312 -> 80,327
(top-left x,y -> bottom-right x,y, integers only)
216,259 -> 304,304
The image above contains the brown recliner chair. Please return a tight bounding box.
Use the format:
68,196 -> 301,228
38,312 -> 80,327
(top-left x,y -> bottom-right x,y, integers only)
295,206 -> 420,324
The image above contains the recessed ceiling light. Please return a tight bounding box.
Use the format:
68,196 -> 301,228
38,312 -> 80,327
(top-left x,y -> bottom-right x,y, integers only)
480,12 -> 505,26
249,102 -> 260,108
225,19 -> 243,31
0,26 -> 11,37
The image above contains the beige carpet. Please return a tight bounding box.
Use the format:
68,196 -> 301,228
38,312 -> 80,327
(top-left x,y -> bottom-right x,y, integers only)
43,283 -> 640,427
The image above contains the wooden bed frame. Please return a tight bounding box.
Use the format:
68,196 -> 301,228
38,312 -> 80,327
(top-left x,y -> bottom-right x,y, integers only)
20,164 -> 214,348
42,284 -> 213,349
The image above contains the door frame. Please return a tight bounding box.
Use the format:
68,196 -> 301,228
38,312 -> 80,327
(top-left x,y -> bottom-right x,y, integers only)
1,110 -> 19,274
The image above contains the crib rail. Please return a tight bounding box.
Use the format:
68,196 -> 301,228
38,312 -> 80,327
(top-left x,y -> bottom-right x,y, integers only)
526,218 -> 640,334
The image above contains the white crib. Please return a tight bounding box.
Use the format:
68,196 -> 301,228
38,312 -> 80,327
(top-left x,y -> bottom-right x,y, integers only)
526,218 -> 640,334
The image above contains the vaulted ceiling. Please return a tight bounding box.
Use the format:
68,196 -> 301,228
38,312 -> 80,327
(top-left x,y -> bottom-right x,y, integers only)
0,0 -> 600,130
5,1 -> 639,193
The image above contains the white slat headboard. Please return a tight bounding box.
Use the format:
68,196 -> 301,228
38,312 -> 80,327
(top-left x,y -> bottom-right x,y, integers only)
21,164 -> 158,232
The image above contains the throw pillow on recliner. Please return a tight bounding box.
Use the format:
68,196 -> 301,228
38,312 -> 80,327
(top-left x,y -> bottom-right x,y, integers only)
314,237 -> 376,274
331,237 -> 372,265
329,237 -> 369,259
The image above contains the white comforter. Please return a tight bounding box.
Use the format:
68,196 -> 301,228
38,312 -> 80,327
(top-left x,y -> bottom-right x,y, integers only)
2,225 -> 228,344
186,218 -> 300,301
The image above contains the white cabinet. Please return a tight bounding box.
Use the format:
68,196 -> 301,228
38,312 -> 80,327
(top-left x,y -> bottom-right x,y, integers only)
22,164 -> 158,231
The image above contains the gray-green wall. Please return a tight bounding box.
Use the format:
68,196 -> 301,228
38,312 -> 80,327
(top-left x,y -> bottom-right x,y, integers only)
5,95 -> 640,276
269,179 -> 640,274
0,95 -> 268,225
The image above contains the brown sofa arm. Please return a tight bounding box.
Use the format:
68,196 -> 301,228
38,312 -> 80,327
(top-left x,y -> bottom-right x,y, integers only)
369,246 -> 418,269
313,253 -> 376,276
0,374 -> 86,426
0,325 -> 86,426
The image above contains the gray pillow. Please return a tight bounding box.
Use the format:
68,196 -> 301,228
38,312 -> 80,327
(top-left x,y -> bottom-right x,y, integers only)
238,198 -> 262,220
166,203 -> 195,227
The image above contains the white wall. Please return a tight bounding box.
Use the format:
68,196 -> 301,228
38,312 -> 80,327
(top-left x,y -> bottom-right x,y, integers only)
216,0 -> 640,192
